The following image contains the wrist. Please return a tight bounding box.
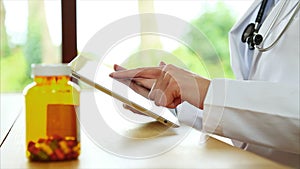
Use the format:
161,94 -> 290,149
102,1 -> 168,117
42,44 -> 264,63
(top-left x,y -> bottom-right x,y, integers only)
196,76 -> 210,109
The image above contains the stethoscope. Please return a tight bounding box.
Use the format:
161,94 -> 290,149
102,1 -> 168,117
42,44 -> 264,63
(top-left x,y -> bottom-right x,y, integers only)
241,0 -> 300,52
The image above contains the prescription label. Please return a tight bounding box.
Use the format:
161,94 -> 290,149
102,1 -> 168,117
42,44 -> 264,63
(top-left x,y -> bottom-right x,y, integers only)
47,104 -> 77,138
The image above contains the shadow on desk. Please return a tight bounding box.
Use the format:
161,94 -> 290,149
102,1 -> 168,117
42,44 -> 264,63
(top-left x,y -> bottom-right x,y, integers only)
125,121 -> 177,138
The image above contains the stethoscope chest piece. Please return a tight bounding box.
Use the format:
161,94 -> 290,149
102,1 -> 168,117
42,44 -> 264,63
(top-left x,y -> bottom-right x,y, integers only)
241,23 -> 255,43
241,0 -> 269,50
241,0 -> 300,52
242,23 -> 264,50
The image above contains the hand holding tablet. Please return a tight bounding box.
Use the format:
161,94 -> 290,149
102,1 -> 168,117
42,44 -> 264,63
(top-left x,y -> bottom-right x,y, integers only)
69,55 -> 180,128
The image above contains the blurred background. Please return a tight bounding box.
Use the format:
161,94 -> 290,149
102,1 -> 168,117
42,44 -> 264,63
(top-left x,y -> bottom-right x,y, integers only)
0,0 -> 254,93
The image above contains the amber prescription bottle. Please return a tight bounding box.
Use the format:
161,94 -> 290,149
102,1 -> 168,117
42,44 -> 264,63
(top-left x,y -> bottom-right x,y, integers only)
24,64 -> 80,161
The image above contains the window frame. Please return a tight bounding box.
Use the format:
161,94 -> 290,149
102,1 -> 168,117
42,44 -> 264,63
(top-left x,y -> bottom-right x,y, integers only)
61,0 -> 77,63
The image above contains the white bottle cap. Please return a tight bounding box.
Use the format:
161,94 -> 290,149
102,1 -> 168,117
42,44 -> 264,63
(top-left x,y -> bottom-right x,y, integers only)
31,64 -> 72,76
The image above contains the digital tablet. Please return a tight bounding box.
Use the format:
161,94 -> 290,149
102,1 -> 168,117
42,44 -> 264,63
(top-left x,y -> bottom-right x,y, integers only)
69,55 -> 180,128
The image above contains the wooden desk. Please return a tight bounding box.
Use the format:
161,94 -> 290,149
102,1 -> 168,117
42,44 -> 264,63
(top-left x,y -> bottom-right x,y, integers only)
0,92 -> 290,169
0,93 -> 23,143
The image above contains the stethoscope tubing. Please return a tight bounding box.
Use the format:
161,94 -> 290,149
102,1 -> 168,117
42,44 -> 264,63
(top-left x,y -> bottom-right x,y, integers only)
256,1 -> 300,52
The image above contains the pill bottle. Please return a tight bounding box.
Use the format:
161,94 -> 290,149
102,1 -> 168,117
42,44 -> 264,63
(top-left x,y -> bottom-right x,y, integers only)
24,64 -> 80,161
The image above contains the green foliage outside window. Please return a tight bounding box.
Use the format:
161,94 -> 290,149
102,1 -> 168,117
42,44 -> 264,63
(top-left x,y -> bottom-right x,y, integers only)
1,1 -> 236,92
173,2 -> 236,78
123,2 -> 236,79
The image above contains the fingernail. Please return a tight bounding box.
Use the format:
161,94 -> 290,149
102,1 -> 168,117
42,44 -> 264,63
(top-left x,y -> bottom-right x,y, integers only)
159,61 -> 166,66
113,64 -> 118,70
109,73 -> 114,77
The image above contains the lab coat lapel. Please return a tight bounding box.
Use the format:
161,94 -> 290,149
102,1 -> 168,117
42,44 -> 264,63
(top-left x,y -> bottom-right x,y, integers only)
248,0 -> 299,79
229,0 -> 261,80
231,0 -> 261,31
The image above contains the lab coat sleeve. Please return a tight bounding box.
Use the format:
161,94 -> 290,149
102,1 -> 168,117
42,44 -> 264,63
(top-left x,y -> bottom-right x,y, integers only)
202,79 -> 300,154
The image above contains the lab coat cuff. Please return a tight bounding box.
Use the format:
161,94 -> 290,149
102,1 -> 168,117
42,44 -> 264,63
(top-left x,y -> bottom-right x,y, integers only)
176,102 -> 203,131
202,79 -> 226,135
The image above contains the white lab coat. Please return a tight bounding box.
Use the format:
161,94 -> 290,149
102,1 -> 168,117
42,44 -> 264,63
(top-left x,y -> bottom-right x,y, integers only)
178,0 -> 299,168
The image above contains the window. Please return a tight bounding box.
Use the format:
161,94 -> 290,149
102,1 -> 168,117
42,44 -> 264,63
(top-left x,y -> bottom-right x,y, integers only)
76,0 -> 253,79
1,0 -> 62,92
1,0 -> 254,92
